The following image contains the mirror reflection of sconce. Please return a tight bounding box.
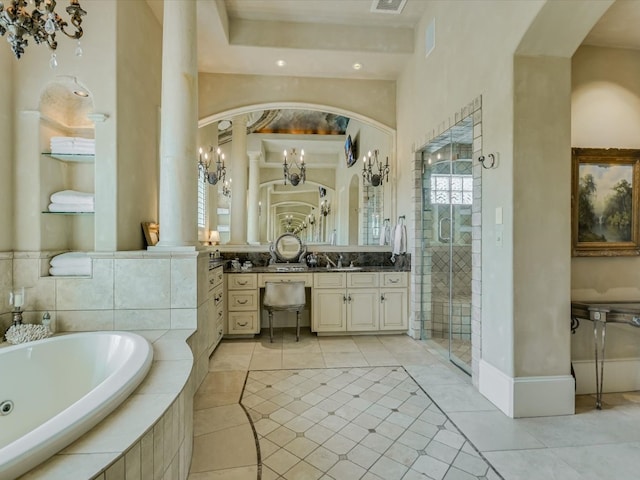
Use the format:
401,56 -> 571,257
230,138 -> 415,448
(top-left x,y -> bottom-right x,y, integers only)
222,179 -> 231,197
362,149 -> 390,187
258,201 -> 262,217
198,146 -> 226,185
320,200 -> 331,216
283,148 -> 306,186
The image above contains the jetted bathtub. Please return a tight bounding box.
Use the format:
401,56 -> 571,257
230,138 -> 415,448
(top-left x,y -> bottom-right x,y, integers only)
0,331 -> 153,480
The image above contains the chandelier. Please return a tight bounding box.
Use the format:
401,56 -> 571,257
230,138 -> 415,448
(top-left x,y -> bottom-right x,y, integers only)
362,150 -> 390,187
0,0 -> 87,59
283,148 -> 306,186
198,146 -> 226,185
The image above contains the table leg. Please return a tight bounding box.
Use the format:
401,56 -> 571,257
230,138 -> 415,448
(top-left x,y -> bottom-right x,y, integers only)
593,320 -> 606,409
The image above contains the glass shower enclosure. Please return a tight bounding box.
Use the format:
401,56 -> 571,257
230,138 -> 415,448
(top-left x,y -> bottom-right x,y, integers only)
419,116 -> 474,373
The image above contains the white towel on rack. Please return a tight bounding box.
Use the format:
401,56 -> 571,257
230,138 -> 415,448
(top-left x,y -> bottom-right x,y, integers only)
392,223 -> 407,255
379,225 -> 390,246
48,202 -> 94,213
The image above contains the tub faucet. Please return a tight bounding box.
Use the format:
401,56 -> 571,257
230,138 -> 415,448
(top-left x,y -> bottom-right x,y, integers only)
324,254 -> 336,269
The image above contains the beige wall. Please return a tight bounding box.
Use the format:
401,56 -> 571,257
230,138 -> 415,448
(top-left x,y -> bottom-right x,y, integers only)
0,47 -> 13,251
571,45 -> 640,360
199,73 -> 396,130
116,0 -> 162,250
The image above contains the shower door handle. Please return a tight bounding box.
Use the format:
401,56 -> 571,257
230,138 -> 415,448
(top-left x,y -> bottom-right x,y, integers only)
439,217 -> 451,242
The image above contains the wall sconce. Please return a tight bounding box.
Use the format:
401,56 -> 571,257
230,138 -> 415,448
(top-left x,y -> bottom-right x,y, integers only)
209,230 -> 220,245
320,200 -> 331,217
283,148 -> 306,186
258,201 -> 262,217
222,179 -> 231,198
362,150 -> 390,187
307,209 -> 316,226
198,146 -> 226,185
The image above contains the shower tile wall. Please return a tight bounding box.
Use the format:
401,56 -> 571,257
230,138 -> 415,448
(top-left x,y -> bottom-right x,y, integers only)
430,246 -> 472,340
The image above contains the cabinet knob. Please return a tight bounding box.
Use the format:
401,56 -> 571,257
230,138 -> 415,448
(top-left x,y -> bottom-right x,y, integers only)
343,295 -> 347,303
380,294 -> 385,302
347,295 -> 352,303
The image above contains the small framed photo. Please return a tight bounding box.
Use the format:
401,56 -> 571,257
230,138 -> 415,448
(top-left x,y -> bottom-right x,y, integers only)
142,222 -> 159,247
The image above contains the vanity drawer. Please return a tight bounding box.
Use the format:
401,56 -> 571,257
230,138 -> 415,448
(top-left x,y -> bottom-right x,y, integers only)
228,311 -> 259,334
212,284 -> 224,307
208,266 -> 224,291
313,272 -> 346,288
258,273 -> 313,287
381,272 -> 408,288
347,272 -> 379,288
228,290 -> 259,310
227,273 -> 257,290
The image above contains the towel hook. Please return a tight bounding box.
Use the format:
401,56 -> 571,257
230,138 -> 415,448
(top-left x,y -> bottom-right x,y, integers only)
478,153 -> 496,169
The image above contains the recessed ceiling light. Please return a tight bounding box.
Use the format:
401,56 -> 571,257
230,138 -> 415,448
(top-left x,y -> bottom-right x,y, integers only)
73,89 -> 89,97
276,60 -> 286,67
353,63 -> 362,70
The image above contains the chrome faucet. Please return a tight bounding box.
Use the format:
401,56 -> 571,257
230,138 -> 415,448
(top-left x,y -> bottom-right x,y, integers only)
324,254 -> 336,269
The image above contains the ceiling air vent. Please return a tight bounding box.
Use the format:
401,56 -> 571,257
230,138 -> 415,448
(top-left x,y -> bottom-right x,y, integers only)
371,0 -> 407,14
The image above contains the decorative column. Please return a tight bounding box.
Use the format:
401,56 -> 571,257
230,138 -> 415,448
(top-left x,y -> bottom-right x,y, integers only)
229,114 -> 248,244
155,0 -> 197,249
247,152 -> 260,244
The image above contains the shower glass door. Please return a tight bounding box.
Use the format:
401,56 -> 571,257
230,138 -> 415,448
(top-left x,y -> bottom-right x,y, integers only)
420,117 -> 473,373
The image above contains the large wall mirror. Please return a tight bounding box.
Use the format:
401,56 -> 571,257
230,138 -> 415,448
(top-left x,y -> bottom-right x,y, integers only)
199,107 -> 395,246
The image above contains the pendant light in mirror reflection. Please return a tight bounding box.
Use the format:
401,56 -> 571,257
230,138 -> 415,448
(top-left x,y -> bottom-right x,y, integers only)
283,148 -> 306,186
198,146 -> 226,185
362,149 -> 390,187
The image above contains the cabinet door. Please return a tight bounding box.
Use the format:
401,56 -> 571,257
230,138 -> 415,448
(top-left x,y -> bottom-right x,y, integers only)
347,290 -> 379,331
380,288 -> 408,330
312,289 -> 346,332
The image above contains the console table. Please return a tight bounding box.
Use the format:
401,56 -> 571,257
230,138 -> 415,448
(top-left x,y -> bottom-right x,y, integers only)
571,301 -> 640,409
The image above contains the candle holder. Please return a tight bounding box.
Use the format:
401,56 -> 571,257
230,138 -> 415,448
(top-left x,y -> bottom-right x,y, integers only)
9,287 -> 25,326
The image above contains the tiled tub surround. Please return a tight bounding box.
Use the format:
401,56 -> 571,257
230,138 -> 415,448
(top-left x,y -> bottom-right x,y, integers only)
0,250 -> 221,479
11,329 -> 195,479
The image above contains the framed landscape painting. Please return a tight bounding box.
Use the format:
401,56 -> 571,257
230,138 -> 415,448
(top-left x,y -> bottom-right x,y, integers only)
572,148 -> 640,256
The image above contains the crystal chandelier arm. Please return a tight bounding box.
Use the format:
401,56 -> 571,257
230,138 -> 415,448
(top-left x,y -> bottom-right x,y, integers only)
61,1 -> 85,39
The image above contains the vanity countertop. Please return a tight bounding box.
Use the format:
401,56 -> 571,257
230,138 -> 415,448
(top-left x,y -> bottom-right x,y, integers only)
219,265 -> 410,273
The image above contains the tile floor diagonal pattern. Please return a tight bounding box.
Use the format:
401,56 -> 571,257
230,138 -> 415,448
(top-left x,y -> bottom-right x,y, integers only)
242,366 -> 502,480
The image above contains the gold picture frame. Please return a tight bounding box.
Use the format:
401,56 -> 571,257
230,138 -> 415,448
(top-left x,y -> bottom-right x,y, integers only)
142,222 -> 159,247
572,148 -> 640,256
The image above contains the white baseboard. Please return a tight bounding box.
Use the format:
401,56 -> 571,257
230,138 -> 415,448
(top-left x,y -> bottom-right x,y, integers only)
573,358 -> 640,395
479,359 -> 575,418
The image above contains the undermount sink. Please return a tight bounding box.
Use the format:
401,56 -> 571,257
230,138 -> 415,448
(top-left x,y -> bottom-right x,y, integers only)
328,266 -> 363,272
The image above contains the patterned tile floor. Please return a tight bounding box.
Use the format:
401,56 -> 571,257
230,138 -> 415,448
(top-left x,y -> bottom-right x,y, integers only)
242,366 -> 499,480
190,328 -> 640,480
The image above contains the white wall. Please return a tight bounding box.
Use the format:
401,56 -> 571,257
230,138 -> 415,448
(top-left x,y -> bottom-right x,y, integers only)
0,46 -> 12,252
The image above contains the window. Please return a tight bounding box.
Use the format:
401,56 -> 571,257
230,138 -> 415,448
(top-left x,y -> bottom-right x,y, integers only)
430,174 -> 472,205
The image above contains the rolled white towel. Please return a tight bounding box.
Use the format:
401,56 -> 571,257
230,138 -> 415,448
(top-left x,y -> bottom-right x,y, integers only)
50,190 -> 95,205
379,225 -> 389,246
48,203 -> 94,213
50,251 -> 91,268
49,265 -> 92,276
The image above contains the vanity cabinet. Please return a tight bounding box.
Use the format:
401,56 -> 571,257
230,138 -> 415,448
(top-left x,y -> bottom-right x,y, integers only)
312,271 -> 408,334
207,265 -> 224,355
226,273 -> 260,335
312,272 -> 380,332
379,272 -> 408,330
